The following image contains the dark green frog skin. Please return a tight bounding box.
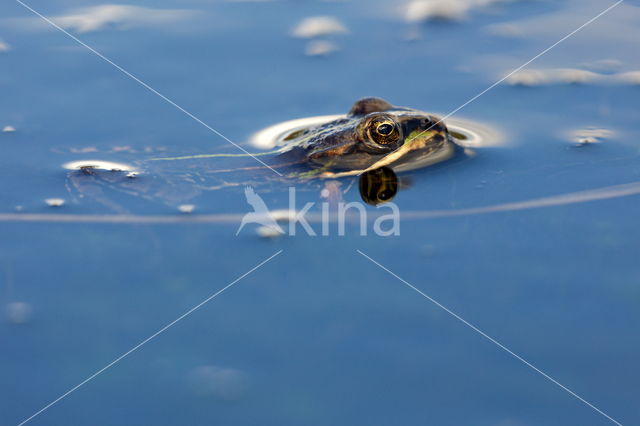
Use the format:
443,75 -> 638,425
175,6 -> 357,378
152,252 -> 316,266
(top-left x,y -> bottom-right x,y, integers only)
274,97 -> 452,175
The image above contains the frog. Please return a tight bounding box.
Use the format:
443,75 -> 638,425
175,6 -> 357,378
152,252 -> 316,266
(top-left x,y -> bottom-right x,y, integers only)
64,97 -> 461,210
270,96 -> 456,176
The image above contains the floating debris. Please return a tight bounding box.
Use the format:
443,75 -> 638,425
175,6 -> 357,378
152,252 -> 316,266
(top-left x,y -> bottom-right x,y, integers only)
0,40 -> 10,52
5,302 -> 32,324
566,128 -> 614,146
305,40 -> 338,57
126,171 -> 139,178
256,225 -> 283,238
2,125 -> 16,133
178,204 -> 195,214
45,198 -> 65,207
188,365 -> 249,401
292,16 -> 348,38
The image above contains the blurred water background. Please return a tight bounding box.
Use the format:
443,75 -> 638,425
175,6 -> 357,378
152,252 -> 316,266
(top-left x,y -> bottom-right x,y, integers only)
1,0 -> 639,425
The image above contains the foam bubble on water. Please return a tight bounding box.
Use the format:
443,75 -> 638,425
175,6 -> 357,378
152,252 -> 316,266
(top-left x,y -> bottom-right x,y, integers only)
5,302 -> 33,324
188,366 -> 249,400
566,128 -> 614,146
613,71 -> 640,85
63,160 -> 137,173
506,68 -> 640,86
305,40 -> 338,57
579,59 -> 624,73
292,16 -> 348,38
269,209 -> 298,222
32,5 -> 196,34
256,225 -> 283,238
45,198 -> 65,207
507,68 -> 602,86
405,0 -> 512,23
178,204 -> 195,214
2,125 -> 16,133
405,0 -> 468,22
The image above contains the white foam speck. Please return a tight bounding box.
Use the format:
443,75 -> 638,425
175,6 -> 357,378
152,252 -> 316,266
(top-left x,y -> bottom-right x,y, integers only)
178,204 -> 195,214
506,68 -> 640,87
507,68 -> 602,86
256,225 -> 283,238
579,59 -> 624,73
305,40 -> 338,57
405,0 -> 511,23
269,209 -> 298,222
292,16 -> 348,38
45,198 -> 65,207
44,5 -> 196,34
566,128 -> 614,145
613,71 -> 640,85
405,0 -> 468,22
63,160 -> 136,172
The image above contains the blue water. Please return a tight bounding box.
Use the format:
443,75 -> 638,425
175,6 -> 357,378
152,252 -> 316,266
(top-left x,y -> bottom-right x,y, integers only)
1,0 -> 639,425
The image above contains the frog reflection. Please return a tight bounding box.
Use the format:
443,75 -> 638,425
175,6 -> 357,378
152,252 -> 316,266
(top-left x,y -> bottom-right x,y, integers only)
358,167 -> 399,206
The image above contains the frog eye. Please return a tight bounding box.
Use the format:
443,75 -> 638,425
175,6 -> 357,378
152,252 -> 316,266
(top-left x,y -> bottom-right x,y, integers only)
358,114 -> 403,152
369,118 -> 401,147
371,120 -> 399,143
376,123 -> 394,136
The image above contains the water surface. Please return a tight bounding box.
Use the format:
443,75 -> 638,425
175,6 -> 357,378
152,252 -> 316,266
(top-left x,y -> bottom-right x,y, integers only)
1,1 -> 639,425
